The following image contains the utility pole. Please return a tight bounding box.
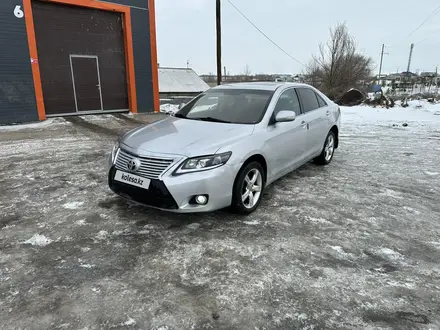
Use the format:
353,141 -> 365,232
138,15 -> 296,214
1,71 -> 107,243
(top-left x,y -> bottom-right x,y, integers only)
216,0 -> 222,85
378,44 -> 386,85
436,65 -> 439,94
407,43 -> 414,73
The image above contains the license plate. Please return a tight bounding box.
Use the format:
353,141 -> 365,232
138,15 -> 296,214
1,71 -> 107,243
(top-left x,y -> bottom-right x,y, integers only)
114,170 -> 150,189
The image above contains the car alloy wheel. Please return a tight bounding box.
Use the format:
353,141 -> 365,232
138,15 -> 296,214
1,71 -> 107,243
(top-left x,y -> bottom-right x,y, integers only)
324,134 -> 335,162
241,168 -> 263,209
314,131 -> 336,165
231,161 -> 265,214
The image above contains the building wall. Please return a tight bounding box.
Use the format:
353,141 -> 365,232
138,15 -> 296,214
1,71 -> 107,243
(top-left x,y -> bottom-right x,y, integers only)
110,0 -> 155,113
0,0 -> 39,125
131,6 -> 154,113
0,0 -> 156,125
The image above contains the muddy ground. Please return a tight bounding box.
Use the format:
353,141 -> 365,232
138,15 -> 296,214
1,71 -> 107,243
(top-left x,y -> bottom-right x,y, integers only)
1,109 -> 440,330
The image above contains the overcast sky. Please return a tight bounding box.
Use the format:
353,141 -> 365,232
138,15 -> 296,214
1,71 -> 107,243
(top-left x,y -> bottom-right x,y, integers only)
155,0 -> 440,75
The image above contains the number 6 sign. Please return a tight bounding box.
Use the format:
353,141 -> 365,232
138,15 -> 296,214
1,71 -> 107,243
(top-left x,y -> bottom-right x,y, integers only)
14,5 -> 24,18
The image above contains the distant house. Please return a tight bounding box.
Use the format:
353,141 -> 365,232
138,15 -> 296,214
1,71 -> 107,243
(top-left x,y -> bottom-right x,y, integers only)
420,71 -> 438,78
274,74 -> 294,82
159,67 -> 210,98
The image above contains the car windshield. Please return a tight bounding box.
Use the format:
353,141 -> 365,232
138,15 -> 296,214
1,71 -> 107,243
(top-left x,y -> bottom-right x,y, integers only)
176,89 -> 274,124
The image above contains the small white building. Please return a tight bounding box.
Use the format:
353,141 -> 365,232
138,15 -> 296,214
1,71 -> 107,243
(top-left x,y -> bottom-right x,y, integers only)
159,67 -> 210,98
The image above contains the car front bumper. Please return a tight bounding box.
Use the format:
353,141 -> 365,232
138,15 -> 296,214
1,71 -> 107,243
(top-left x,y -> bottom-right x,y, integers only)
108,162 -> 241,213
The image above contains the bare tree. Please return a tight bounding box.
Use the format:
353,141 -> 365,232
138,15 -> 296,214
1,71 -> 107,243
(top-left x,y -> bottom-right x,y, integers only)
305,23 -> 373,100
243,64 -> 252,77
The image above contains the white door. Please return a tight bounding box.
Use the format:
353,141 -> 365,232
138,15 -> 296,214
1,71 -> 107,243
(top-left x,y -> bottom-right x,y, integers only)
69,55 -> 104,112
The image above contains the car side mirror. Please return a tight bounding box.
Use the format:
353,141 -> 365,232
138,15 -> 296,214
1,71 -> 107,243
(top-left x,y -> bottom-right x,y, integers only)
275,110 -> 296,123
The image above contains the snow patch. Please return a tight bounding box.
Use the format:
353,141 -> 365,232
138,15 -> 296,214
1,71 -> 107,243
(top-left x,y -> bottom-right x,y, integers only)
23,234 -> 53,247
305,216 -> 332,224
160,103 -> 179,115
81,247 -> 91,253
379,188 -> 403,199
186,223 -> 201,230
0,118 -> 70,131
121,317 -> 136,326
78,258 -> 95,269
63,201 -> 84,210
425,171 -> 439,176
386,280 -> 415,289
403,206 -> 421,214
379,247 -> 403,260
79,263 -> 95,269
75,219 -> 88,226
95,230 -> 109,241
243,219 -> 260,225
331,246 -> 345,254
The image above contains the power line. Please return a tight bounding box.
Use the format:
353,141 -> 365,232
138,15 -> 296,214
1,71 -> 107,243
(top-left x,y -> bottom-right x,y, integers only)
415,27 -> 440,44
226,0 -> 305,67
398,4 -> 440,44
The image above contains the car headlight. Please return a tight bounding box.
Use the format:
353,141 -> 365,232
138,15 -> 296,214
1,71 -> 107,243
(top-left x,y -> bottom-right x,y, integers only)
111,141 -> 120,163
174,152 -> 232,175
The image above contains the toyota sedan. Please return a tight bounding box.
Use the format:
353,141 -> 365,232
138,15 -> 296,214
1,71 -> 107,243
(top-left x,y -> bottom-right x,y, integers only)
108,82 -> 341,214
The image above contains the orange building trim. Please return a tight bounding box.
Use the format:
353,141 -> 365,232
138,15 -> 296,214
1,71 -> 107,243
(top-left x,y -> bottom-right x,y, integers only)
23,0 -> 46,121
148,0 -> 160,112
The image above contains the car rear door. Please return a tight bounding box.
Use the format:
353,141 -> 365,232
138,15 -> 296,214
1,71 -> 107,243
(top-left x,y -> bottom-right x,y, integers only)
296,88 -> 329,160
265,88 -> 306,178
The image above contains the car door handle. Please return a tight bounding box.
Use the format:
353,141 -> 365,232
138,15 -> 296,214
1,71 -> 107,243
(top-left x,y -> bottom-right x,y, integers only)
301,121 -> 307,128
326,110 -> 331,116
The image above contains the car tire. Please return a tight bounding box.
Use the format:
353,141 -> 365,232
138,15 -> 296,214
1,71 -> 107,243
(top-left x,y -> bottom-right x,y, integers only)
314,131 -> 336,165
230,162 -> 265,215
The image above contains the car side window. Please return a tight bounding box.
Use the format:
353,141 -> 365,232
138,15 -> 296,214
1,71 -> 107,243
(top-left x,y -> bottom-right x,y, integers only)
297,88 -> 320,113
316,93 -> 327,108
273,89 -> 301,117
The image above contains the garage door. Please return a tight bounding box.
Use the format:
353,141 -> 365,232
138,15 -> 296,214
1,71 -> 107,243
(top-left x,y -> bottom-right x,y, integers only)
32,0 -> 129,115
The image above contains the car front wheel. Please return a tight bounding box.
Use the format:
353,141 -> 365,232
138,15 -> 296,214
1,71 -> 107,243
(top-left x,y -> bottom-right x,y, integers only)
314,131 -> 336,165
231,162 -> 265,214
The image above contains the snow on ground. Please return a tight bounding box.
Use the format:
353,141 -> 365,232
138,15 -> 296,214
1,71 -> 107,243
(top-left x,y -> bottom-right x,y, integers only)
160,103 -> 179,115
1,106 -> 440,329
342,100 -> 440,127
0,117 -> 70,131
22,234 -> 53,247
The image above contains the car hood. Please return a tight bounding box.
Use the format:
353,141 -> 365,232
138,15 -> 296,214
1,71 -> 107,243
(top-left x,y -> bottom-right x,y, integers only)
120,116 -> 254,157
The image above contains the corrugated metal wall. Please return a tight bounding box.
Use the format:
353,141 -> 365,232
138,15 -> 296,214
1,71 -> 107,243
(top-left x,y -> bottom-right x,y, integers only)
0,0 -> 39,125
130,6 -> 154,114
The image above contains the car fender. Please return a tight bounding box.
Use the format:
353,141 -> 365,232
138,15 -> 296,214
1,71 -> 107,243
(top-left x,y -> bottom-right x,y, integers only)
216,135 -> 269,167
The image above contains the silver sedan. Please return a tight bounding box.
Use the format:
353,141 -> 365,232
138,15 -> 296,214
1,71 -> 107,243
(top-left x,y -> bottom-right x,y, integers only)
108,82 -> 341,214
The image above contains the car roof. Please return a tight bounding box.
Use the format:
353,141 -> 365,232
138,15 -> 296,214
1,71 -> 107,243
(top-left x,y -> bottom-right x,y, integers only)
209,82 -> 311,92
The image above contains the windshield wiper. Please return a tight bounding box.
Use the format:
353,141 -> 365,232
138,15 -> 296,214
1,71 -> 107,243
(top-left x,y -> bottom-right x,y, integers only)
174,113 -> 187,118
192,117 -> 232,123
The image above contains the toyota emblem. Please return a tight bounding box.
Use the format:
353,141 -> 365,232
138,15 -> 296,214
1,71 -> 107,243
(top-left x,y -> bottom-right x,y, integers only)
127,158 -> 141,172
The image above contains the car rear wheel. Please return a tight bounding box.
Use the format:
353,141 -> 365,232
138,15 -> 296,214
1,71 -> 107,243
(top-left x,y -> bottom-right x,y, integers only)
314,131 -> 336,165
231,162 -> 265,214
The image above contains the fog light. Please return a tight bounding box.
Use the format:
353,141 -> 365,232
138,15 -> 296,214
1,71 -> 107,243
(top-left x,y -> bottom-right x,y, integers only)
195,195 -> 208,205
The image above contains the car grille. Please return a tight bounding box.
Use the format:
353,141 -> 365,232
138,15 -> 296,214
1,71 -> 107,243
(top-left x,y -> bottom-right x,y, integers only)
108,167 -> 178,209
115,149 -> 175,179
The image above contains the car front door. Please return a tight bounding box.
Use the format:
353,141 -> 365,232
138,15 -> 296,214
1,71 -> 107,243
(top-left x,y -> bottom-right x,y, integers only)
296,88 -> 329,159
265,88 -> 307,179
